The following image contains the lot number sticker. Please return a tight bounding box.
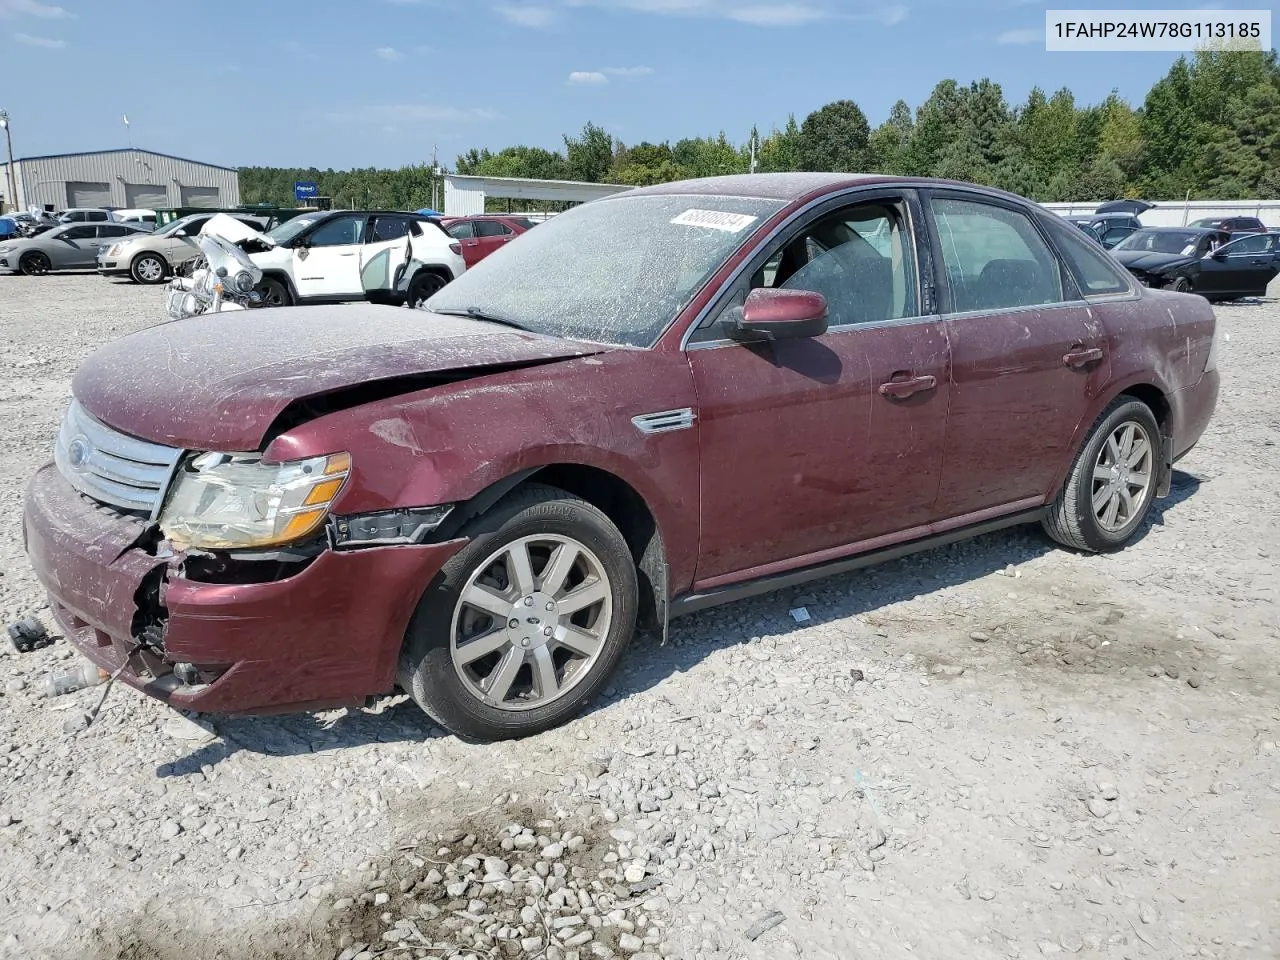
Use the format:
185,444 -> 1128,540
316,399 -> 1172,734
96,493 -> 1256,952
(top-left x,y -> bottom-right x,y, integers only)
671,209 -> 759,233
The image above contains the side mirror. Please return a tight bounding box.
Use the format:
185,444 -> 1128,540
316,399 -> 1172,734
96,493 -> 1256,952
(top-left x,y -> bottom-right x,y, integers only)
1210,250 -> 1227,261
726,288 -> 828,342
174,229 -> 187,238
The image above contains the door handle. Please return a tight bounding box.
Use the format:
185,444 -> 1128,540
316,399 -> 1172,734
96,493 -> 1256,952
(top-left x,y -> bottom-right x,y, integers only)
878,375 -> 937,399
1063,346 -> 1104,368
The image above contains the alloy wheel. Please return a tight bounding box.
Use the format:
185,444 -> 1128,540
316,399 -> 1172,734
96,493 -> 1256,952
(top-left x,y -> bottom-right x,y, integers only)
135,256 -> 165,283
20,252 -> 50,276
1091,421 -> 1153,533
449,534 -> 612,712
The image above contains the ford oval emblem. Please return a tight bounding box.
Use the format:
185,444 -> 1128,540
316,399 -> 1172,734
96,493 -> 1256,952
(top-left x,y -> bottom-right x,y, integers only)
66,436 -> 91,470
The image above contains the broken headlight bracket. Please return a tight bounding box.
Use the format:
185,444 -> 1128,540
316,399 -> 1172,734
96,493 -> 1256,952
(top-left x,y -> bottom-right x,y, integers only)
330,505 -> 455,549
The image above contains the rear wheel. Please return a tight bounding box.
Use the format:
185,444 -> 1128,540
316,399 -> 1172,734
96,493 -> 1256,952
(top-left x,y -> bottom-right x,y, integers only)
1043,398 -> 1161,553
130,253 -> 167,284
398,483 -> 638,741
255,276 -> 291,307
407,270 -> 447,309
19,251 -> 51,276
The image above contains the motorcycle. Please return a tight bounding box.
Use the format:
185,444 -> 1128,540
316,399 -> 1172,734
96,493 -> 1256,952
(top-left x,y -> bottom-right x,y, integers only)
165,214 -> 264,320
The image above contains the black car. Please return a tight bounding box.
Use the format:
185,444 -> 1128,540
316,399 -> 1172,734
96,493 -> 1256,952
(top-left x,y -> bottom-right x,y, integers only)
1112,227 -> 1279,300
1190,216 -> 1268,234
1065,214 -> 1142,248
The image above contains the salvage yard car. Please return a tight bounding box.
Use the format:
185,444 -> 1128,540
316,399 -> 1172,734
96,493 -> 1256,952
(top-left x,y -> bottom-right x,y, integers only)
0,221 -> 150,275
22,173 -> 1219,741
1112,226 -> 1280,299
97,212 -> 269,284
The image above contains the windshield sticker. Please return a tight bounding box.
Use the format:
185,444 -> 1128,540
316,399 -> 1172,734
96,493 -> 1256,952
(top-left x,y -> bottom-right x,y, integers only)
671,209 -> 759,233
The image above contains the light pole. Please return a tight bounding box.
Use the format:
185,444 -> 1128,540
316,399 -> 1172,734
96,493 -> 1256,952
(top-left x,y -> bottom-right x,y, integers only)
0,110 -> 17,214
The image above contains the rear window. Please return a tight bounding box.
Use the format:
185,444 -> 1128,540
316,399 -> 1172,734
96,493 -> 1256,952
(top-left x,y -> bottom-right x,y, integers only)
1044,216 -> 1133,296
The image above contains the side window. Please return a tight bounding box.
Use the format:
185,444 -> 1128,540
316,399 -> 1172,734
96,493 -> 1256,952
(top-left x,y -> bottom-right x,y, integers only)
182,217 -> 210,236
1224,234 -> 1268,255
475,220 -> 512,238
306,215 -> 366,248
370,216 -> 411,243
1101,226 -> 1134,245
90,211 -> 108,222
761,202 -> 918,327
62,226 -> 96,240
930,197 -> 1064,312
1043,215 -> 1132,296
447,221 -> 475,240
98,225 -> 130,238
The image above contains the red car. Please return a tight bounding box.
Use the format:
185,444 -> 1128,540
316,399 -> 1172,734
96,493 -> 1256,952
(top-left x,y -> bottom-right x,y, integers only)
23,174 -> 1219,741
442,215 -> 536,268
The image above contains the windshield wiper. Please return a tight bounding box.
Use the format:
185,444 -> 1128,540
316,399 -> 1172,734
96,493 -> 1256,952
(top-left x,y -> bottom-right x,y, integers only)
433,307 -> 532,332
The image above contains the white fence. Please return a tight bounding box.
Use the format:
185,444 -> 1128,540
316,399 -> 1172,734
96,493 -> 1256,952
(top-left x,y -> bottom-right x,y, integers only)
1043,199 -> 1280,228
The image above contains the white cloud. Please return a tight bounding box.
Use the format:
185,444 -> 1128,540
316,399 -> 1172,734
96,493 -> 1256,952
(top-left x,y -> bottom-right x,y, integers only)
375,46 -> 405,60
0,0 -> 72,18
497,4 -> 556,25
569,70 -> 609,84
996,26 -> 1041,44
326,102 -> 500,124
13,30 -> 63,46
555,0 -> 903,27
602,65 -> 654,76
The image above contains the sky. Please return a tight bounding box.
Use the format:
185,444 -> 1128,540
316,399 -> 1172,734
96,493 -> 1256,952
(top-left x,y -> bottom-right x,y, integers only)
0,0 -> 1224,171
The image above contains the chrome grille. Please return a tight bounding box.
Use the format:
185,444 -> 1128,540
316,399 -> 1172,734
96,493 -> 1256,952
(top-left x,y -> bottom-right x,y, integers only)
54,400 -> 182,516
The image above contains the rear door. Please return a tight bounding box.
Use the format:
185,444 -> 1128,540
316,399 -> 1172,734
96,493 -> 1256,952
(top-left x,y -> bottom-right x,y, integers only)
924,190 -> 1111,518
293,214 -> 368,298
688,189 -> 951,583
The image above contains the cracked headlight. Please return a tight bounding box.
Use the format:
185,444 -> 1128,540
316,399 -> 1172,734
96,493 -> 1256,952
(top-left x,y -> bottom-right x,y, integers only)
159,451 -> 351,550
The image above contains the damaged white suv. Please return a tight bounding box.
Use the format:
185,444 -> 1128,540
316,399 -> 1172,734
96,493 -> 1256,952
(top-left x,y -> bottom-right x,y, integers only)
248,211 -> 467,307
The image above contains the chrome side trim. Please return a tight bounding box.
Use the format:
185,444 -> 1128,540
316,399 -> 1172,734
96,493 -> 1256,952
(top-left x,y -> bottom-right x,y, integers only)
632,408 -> 697,434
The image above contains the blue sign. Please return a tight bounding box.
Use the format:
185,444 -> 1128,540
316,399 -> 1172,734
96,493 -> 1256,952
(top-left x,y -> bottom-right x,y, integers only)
294,181 -> 319,201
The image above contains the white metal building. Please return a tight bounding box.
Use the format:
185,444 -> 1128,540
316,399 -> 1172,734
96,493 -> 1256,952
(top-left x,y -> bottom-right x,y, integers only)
443,174 -> 629,216
1,148 -> 239,212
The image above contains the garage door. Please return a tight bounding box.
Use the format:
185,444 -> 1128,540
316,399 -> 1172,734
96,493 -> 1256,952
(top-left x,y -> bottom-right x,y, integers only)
179,186 -> 221,208
124,183 -> 167,208
66,181 -> 111,208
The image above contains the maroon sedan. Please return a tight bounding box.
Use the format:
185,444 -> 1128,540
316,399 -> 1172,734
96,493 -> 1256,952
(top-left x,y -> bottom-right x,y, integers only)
23,174 -> 1219,741
442,215 -> 536,268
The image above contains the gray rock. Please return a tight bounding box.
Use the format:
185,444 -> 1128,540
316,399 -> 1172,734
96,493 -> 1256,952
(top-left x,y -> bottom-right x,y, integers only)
1086,797 -> 1111,818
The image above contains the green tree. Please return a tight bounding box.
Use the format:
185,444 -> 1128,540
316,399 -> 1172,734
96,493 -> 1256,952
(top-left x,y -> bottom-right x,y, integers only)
757,115 -> 802,172
564,122 -> 616,183
868,99 -> 913,174
672,134 -> 746,178
798,100 -> 871,172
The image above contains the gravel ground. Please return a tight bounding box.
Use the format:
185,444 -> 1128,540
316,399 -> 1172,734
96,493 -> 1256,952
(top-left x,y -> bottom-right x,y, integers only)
0,272 -> 1278,960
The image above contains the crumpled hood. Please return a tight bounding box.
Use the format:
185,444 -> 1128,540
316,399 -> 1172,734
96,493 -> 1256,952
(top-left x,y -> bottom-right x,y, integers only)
73,305 -> 607,451
1113,250 -> 1196,274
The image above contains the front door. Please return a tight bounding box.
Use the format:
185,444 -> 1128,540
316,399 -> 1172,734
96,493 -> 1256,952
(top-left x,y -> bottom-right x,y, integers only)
1198,234 -> 1280,297
447,220 -> 483,268
688,192 -> 950,584
924,191 -> 1111,519
294,214 -> 367,298
53,225 -> 101,267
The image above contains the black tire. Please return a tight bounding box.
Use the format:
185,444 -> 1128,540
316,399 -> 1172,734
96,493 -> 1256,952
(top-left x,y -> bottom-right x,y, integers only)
130,253 -> 168,285
1043,398 -> 1162,553
1167,276 -> 1192,294
19,251 -> 51,276
406,270 -> 448,309
255,276 -> 292,307
398,483 -> 638,741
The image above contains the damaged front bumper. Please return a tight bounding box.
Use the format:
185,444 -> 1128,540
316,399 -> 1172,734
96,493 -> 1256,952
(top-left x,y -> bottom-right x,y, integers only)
23,463 -> 465,715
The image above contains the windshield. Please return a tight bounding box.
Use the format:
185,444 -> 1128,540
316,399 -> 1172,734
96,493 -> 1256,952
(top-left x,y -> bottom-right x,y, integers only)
267,215 -> 324,245
1114,229 -> 1207,256
427,194 -> 785,347
162,214 -> 209,238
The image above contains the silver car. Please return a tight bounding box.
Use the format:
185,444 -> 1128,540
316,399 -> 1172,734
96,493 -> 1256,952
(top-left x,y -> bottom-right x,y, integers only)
97,212 -> 267,284
0,222 -> 149,276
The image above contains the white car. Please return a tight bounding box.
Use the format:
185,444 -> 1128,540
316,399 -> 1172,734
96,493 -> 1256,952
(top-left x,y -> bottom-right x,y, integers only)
249,211 -> 466,307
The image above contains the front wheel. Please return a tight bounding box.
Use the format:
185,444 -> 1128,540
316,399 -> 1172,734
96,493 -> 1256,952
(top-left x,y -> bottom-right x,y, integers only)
19,251 -> 51,276
1166,276 -> 1192,294
254,277 -> 291,307
131,253 -> 168,284
399,483 -> 638,741
1043,398 -> 1161,553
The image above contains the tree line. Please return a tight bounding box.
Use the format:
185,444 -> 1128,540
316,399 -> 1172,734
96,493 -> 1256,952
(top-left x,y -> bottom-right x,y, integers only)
238,49 -> 1280,211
